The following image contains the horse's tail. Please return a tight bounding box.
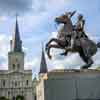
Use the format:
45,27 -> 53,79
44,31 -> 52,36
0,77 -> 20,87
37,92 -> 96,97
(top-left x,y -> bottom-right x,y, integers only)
97,42 -> 100,48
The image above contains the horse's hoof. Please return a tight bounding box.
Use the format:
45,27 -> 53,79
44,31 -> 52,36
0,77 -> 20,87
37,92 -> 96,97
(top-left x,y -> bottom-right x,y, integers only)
45,46 -> 48,52
60,53 -> 65,56
45,47 -> 47,52
45,43 -> 48,48
81,65 -> 88,69
48,55 -> 52,59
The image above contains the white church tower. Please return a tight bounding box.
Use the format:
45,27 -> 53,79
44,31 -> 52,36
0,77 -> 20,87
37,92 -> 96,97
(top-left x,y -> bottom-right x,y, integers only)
8,17 -> 24,71
0,17 -> 33,100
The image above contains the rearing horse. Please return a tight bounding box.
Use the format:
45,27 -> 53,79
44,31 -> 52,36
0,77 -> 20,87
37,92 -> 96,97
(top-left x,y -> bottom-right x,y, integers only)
45,11 -> 76,59
45,11 -> 100,69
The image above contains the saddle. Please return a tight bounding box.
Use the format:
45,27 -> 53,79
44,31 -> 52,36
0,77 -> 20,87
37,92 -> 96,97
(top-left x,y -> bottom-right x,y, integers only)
74,37 -> 97,57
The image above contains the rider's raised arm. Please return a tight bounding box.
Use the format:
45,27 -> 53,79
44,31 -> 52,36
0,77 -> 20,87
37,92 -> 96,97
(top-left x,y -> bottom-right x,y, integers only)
70,11 -> 76,18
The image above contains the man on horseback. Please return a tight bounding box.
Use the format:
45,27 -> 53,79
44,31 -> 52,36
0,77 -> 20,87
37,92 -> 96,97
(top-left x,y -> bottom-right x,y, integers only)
70,14 -> 89,55
69,14 -> 88,46
74,14 -> 88,39
45,11 -> 76,58
60,13 -> 89,56
45,11 -> 100,69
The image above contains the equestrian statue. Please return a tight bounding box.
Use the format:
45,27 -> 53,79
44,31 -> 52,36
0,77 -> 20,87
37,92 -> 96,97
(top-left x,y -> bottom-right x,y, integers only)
45,11 -> 100,69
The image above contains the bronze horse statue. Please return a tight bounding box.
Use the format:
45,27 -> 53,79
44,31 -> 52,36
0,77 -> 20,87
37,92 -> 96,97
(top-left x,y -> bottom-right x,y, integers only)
45,11 -> 100,69
45,11 -> 76,58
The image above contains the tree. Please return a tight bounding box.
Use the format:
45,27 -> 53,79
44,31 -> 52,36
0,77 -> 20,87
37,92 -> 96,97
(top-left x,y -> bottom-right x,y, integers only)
16,95 -> 24,100
0,96 -> 9,100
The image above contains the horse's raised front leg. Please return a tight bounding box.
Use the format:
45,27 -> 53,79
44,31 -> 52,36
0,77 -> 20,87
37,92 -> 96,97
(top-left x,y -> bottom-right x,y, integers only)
46,44 -> 61,59
45,38 -> 62,51
60,47 -> 72,56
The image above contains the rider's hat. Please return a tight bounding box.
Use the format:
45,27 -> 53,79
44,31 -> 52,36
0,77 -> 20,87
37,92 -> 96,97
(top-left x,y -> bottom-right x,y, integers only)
78,14 -> 83,20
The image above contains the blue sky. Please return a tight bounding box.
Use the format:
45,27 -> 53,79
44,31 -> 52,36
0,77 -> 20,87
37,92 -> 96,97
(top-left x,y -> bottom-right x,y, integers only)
0,0 -> 100,76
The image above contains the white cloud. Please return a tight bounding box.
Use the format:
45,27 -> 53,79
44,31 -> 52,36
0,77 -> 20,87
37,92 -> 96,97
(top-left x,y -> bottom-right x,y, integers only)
0,0 -> 33,16
25,57 -> 40,70
0,16 -> 8,21
47,53 -> 84,70
18,0 -> 72,35
50,32 -> 57,38
0,34 -> 10,57
0,34 -> 10,69
32,0 -> 71,13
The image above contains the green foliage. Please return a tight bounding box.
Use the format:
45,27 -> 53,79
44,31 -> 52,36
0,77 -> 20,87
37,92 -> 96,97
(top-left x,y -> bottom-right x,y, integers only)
0,95 -> 24,100
16,95 -> 24,100
0,96 -> 9,100
96,66 -> 100,70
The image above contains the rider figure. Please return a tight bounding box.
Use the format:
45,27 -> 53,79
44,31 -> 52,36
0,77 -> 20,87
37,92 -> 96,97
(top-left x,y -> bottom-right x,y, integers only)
66,11 -> 76,19
75,14 -> 88,39
63,14 -> 88,55
70,14 -> 88,49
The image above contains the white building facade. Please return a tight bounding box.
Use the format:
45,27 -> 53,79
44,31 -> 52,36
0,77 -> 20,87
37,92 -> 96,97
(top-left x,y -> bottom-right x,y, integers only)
0,18 -> 33,100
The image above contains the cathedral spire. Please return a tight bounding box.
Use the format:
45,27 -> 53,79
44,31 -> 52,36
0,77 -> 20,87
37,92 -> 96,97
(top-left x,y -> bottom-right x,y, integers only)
11,16 -> 22,52
39,44 -> 48,74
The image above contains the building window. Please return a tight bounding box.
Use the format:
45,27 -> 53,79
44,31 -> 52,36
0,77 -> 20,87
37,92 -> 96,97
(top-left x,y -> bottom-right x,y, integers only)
17,64 -> 20,69
26,80 -> 28,86
13,64 -> 15,70
15,58 -> 18,62
22,91 -> 24,94
8,91 -> 10,96
34,95 -> 37,100
15,81 -> 17,87
3,80 -> 5,87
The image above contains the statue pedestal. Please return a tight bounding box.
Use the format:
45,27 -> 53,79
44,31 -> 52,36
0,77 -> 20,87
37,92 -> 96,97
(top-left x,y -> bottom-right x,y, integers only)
63,69 -> 100,99
45,69 -> 100,100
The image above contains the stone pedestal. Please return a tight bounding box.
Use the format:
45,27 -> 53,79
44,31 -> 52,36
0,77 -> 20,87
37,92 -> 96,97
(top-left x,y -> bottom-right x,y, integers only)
36,69 -> 100,100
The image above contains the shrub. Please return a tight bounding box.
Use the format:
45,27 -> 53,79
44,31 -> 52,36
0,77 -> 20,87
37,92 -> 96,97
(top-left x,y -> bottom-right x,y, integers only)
0,96 -> 9,100
16,95 -> 24,100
